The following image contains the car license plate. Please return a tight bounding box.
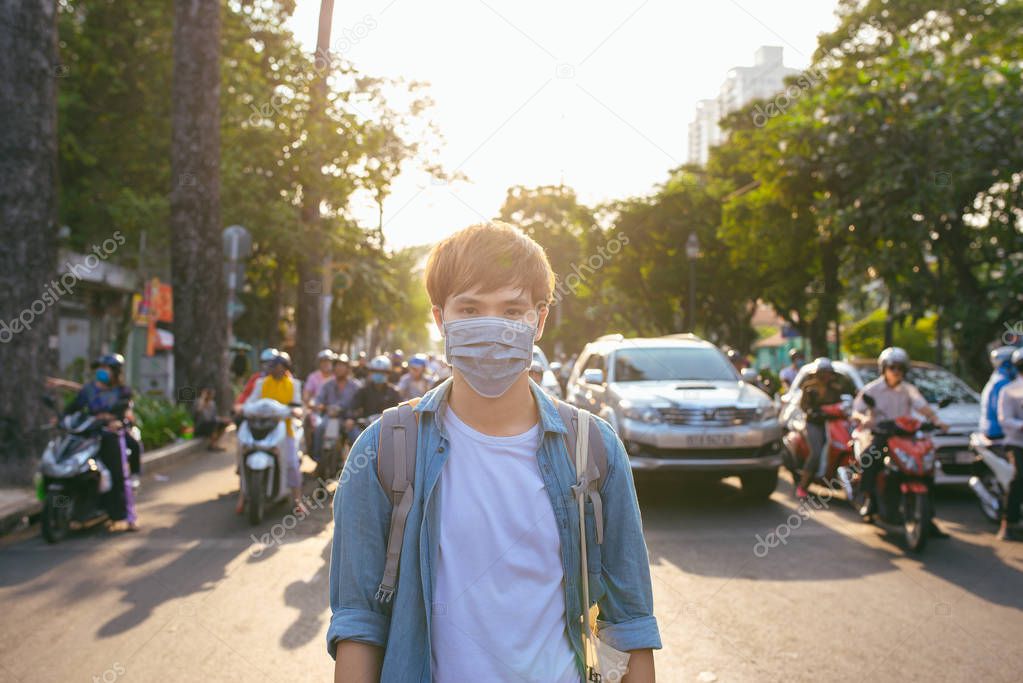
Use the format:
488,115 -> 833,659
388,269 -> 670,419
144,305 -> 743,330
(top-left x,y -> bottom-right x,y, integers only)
954,450 -> 974,464
685,433 -> 735,448
325,419 -> 340,439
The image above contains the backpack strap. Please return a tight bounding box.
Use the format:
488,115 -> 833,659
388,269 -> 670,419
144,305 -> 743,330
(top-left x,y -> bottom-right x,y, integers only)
374,399 -> 420,603
556,400 -> 607,544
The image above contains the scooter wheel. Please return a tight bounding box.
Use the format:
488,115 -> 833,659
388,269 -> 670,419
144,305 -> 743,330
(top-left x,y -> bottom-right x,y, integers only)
41,492 -> 70,544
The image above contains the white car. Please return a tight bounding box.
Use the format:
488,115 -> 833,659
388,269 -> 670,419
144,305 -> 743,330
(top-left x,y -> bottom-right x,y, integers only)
779,359 -> 980,486
532,345 -> 563,398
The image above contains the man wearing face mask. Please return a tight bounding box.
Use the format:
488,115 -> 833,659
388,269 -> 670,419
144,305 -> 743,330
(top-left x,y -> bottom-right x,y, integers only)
349,355 -> 402,438
328,222 -> 659,683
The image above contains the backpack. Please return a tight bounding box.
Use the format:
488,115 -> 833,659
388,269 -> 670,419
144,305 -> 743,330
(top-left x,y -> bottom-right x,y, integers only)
373,397 -> 608,603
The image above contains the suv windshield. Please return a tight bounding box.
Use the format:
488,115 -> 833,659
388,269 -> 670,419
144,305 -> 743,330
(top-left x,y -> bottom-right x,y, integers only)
856,365 -> 978,404
612,347 -> 737,382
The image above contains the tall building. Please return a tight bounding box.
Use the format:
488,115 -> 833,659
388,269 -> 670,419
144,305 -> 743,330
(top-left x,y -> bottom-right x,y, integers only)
687,46 -> 800,165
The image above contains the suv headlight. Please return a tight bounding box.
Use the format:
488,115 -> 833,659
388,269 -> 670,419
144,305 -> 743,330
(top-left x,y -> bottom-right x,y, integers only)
620,400 -> 663,424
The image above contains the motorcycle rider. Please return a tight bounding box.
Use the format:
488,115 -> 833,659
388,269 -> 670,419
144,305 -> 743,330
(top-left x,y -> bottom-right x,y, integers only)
242,355 -> 304,514
981,346 -> 1018,440
795,357 -> 855,499
235,348 -> 280,416
312,354 -> 363,465
304,349 -> 336,452
995,347 -> 1023,541
779,348 -> 804,389
352,351 -> 369,380
397,354 -> 432,400
64,353 -> 138,531
852,347 -> 949,534
349,355 -> 402,439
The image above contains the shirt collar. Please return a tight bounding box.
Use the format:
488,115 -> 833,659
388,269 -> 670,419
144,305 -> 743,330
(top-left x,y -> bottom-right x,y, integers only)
414,377 -> 568,435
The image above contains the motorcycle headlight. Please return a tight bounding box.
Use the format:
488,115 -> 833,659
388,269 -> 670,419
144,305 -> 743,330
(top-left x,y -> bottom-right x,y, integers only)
620,401 -> 662,424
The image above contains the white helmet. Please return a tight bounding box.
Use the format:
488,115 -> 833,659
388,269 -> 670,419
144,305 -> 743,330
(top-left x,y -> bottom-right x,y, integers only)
259,347 -> 280,363
1012,348 -> 1023,372
813,357 -> 834,373
878,346 -> 910,372
990,346 -> 1016,368
316,349 -> 336,362
368,355 -> 391,372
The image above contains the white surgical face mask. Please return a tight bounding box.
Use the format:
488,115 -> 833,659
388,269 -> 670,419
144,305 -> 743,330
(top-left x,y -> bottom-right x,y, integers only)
443,316 -> 536,398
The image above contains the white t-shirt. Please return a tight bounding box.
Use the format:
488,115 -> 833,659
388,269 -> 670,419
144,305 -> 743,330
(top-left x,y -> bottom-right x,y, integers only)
431,408 -> 579,683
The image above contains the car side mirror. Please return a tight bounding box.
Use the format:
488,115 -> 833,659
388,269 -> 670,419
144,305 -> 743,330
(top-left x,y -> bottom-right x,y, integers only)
740,368 -> 759,384
582,369 -> 605,385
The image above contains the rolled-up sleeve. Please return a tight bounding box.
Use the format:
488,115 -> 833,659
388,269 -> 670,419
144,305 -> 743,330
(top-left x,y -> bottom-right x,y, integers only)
594,421 -> 662,651
326,422 -> 393,658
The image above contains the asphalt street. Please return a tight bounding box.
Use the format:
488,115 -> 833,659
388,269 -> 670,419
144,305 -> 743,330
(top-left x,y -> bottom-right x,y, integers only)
2,440 -> 1021,682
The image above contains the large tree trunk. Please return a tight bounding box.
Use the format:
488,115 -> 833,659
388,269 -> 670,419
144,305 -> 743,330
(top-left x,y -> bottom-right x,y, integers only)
294,0 -> 335,377
0,0 -> 59,475
169,0 -> 228,408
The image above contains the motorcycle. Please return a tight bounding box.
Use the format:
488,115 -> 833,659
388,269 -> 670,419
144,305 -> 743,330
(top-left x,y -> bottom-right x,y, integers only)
238,398 -> 301,525
847,406 -> 939,552
319,405 -> 350,480
782,397 -> 855,491
968,432 -> 1018,523
36,396 -> 131,543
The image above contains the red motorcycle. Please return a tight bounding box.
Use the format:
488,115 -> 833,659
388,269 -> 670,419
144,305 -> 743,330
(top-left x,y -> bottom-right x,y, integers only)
845,413 -> 939,553
782,401 -> 855,488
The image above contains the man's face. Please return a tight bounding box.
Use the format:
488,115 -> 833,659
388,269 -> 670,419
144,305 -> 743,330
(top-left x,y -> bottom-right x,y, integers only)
270,363 -> 286,380
334,363 -> 349,380
884,365 -> 905,386
319,359 -> 332,374
433,285 -> 548,337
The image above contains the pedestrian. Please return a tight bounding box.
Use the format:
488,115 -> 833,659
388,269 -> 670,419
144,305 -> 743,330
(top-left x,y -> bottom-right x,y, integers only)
327,221 -> 660,681
996,348 -> 1023,541
193,387 -> 230,451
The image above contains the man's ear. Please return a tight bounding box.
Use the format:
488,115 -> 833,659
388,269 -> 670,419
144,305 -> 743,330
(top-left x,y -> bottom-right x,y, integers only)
533,304 -> 549,342
431,305 -> 444,335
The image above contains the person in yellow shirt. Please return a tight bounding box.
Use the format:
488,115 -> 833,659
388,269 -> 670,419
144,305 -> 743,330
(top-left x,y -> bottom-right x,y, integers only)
243,355 -> 304,513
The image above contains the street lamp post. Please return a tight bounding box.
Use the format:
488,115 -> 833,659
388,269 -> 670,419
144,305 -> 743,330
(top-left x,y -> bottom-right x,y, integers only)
686,232 -> 700,332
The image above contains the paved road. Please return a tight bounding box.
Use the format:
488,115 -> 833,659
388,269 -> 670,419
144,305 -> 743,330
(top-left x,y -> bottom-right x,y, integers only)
2,442 -> 1021,682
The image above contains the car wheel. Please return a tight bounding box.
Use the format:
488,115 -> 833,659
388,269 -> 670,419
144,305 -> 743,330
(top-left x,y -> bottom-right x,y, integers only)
740,470 -> 778,501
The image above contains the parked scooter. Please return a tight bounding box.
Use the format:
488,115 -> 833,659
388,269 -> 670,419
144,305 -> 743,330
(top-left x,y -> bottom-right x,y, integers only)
848,398 -> 940,552
968,433 -> 1019,523
238,398 -> 299,525
782,397 -> 855,490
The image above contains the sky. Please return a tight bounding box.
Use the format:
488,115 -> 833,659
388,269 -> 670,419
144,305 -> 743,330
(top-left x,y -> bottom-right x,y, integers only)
288,0 -> 843,249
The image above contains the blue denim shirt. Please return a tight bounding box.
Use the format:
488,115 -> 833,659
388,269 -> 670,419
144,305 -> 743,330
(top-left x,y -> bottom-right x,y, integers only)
327,379 -> 661,680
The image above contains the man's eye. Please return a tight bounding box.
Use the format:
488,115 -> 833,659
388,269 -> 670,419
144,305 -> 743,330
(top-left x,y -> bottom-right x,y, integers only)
460,307 -> 477,315
505,309 -> 523,317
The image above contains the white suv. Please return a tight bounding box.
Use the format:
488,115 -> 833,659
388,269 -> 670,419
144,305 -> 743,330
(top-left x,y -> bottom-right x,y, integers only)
566,334 -> 784,500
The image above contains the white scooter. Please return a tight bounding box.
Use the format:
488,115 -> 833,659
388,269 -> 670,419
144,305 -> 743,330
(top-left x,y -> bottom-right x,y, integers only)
238,398 -> 301,525
968,432 -> 1018,523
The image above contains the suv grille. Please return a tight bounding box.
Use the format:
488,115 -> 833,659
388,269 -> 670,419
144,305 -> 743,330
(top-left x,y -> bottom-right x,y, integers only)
657,406 -> 759,426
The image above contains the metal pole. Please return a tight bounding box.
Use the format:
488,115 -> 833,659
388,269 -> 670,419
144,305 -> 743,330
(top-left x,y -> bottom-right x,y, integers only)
688,260 -> 696,332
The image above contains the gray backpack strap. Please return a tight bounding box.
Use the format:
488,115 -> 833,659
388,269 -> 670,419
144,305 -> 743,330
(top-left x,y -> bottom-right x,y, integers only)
555,401 -> 607,544
374,400 -> 420,603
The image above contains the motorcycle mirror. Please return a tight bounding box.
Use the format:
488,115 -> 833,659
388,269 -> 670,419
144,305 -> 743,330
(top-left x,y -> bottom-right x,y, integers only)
862,393 -> 876,408
938,396 -> 953,408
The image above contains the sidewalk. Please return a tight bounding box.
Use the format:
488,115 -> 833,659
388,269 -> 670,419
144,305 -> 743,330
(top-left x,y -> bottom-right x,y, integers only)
0,435 -> 218,536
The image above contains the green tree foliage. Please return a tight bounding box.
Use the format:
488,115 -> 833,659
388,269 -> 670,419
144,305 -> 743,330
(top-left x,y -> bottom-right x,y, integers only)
843,309 -> 936,361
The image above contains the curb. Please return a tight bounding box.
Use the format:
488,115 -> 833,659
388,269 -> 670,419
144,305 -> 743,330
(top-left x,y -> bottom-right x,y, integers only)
0,434 -> 219,536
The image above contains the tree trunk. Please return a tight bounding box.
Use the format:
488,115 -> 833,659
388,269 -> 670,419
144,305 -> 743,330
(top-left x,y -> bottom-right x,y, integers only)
0,0 -> 59,473
293,0 -> 335,377
169,0 -> 229,409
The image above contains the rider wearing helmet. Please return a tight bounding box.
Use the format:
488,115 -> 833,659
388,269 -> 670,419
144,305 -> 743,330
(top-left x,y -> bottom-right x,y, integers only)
350,355 -> 402,437
995,348 -> 1023,540
64,353 -> 139,530
352,351 -> 369,380
779,348 -> 805,389
981,346 -> 1018,440
303,349 -> 337,453
397,353 -> 433,400
236,348 -> 280,409
853,347 -> 948,525
795,357 -> 855,499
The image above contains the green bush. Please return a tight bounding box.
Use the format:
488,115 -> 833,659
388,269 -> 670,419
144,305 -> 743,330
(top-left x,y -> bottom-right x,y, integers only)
843,309 -> 936,361
134,394 -> 193,450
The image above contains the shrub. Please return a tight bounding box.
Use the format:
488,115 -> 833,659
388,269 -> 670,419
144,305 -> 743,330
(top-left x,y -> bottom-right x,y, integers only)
134,394 -> 193,450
